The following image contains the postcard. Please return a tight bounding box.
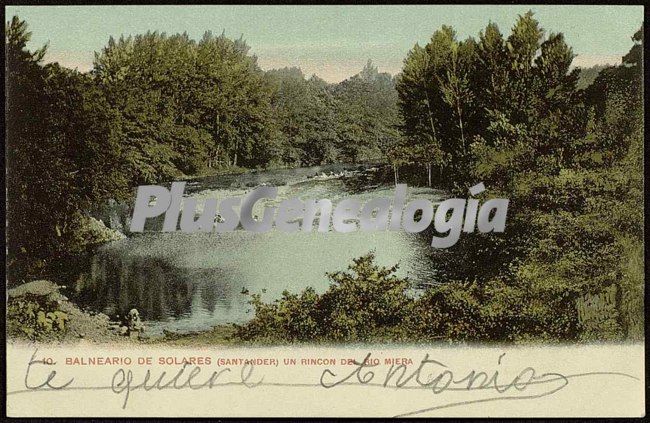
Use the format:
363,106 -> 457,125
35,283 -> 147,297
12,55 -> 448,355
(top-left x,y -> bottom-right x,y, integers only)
4,4 -> 645,418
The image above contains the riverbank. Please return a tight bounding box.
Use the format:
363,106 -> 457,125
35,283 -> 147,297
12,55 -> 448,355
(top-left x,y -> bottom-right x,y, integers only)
14,162 -> 635,346
7,279 -> 240,345
145,325 -> 238,345
77,163 -> 443,336
7,164 -> 393,345
7,280 -> 136,344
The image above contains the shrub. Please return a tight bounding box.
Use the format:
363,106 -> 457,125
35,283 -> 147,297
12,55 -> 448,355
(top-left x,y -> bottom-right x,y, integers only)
235,252 -> 413,343
235,253 -> 585,344
7,293 -> 69,340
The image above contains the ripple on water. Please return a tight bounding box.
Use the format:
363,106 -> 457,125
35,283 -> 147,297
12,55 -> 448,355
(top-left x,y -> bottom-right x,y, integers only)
84,167 -> 446,335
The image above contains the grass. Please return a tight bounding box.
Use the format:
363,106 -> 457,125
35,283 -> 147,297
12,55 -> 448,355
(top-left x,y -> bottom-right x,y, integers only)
145,325 -> 239,346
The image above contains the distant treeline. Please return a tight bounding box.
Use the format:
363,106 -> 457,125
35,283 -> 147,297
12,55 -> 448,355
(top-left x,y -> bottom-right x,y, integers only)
90,33 -> 400,176
5,16 -> 399,281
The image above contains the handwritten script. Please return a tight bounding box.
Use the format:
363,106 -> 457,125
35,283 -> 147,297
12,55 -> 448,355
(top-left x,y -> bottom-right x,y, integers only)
10,348 -> 639,417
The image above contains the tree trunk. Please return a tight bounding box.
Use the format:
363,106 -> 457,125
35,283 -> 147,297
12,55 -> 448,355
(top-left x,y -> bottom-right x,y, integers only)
457,103 -> 466,155
393,165 -> 399,186
427,163 -> 432,187
424,91 -> 437,139
215,145 -> 221,168
232,140 -> 239,167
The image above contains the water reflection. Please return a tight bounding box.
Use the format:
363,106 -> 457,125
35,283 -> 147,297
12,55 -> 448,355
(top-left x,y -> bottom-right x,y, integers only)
81,165 -> 446,335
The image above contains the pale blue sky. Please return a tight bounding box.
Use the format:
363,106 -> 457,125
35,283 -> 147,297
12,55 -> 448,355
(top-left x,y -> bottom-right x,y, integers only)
6,5 -> 644,82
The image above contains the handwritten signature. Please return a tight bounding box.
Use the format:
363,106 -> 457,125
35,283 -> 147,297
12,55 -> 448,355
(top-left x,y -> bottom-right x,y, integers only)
10,348 -> 639,417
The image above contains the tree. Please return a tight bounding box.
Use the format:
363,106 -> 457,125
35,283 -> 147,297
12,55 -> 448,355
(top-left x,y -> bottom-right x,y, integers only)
331,60 -> 402,163
397,26 -> 479,182
266,67 -> 341,165
93,30 -> 277,179
386,142 -> 413,185
6,17 -> 127,283
437,37 -> 477,159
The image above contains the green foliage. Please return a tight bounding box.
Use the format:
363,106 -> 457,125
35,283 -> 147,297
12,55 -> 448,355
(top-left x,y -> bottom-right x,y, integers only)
93,30 -> 276,177
331,60 -> 402,162
6,17 -> 130,283
267,62 -> 402,166
236,253 -> 412,343
395,15 -> 643,342
236,253 -> 584,344
7,294 -> 69,340
397,12 -> 585,184
576,64 -> 607,90
5,14 -> 643,344
6,18 -> 404,284
168,19 -> 638,345
266,67 -> 342,165
617,238 -> 644,340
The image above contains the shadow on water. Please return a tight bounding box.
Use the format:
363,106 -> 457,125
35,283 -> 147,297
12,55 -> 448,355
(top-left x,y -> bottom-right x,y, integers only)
79,248 -> 245,329
77,164 -> 447,335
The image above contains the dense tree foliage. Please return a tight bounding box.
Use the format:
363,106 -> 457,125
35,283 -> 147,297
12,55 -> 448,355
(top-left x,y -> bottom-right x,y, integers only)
6,17 -> 127,282
266,67 -> 341,165
6,18 -> 400,283
395,12 -> 586,185
239,14 -> 644,343
330,60 -> 401,163
6,14 -> 644,342
267,61 -> 401,166
93,31 -> 277,178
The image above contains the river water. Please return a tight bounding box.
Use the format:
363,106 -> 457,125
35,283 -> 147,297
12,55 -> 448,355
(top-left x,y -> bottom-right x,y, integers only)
81,164 -> 446,335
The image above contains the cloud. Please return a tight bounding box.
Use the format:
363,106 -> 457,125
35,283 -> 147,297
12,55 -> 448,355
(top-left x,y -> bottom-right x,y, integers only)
42,47 -> 401,82
43,50 -> 94,72
571,54 -> 621,69
40,49 -> 626,82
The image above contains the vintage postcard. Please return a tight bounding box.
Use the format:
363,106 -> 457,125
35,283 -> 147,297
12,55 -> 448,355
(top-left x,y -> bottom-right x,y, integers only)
4,4 -> 645,418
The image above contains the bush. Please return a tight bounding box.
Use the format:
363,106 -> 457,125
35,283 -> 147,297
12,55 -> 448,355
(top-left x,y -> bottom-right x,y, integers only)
7,293 -> 69,340
235,252 -> 413,343
236,253 -> 590,344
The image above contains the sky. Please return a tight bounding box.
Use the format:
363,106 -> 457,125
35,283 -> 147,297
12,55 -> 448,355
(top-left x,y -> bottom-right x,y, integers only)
6,5 -> 644,83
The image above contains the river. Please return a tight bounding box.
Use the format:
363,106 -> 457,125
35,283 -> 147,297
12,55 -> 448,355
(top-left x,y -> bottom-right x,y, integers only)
80,164 -> 447,335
